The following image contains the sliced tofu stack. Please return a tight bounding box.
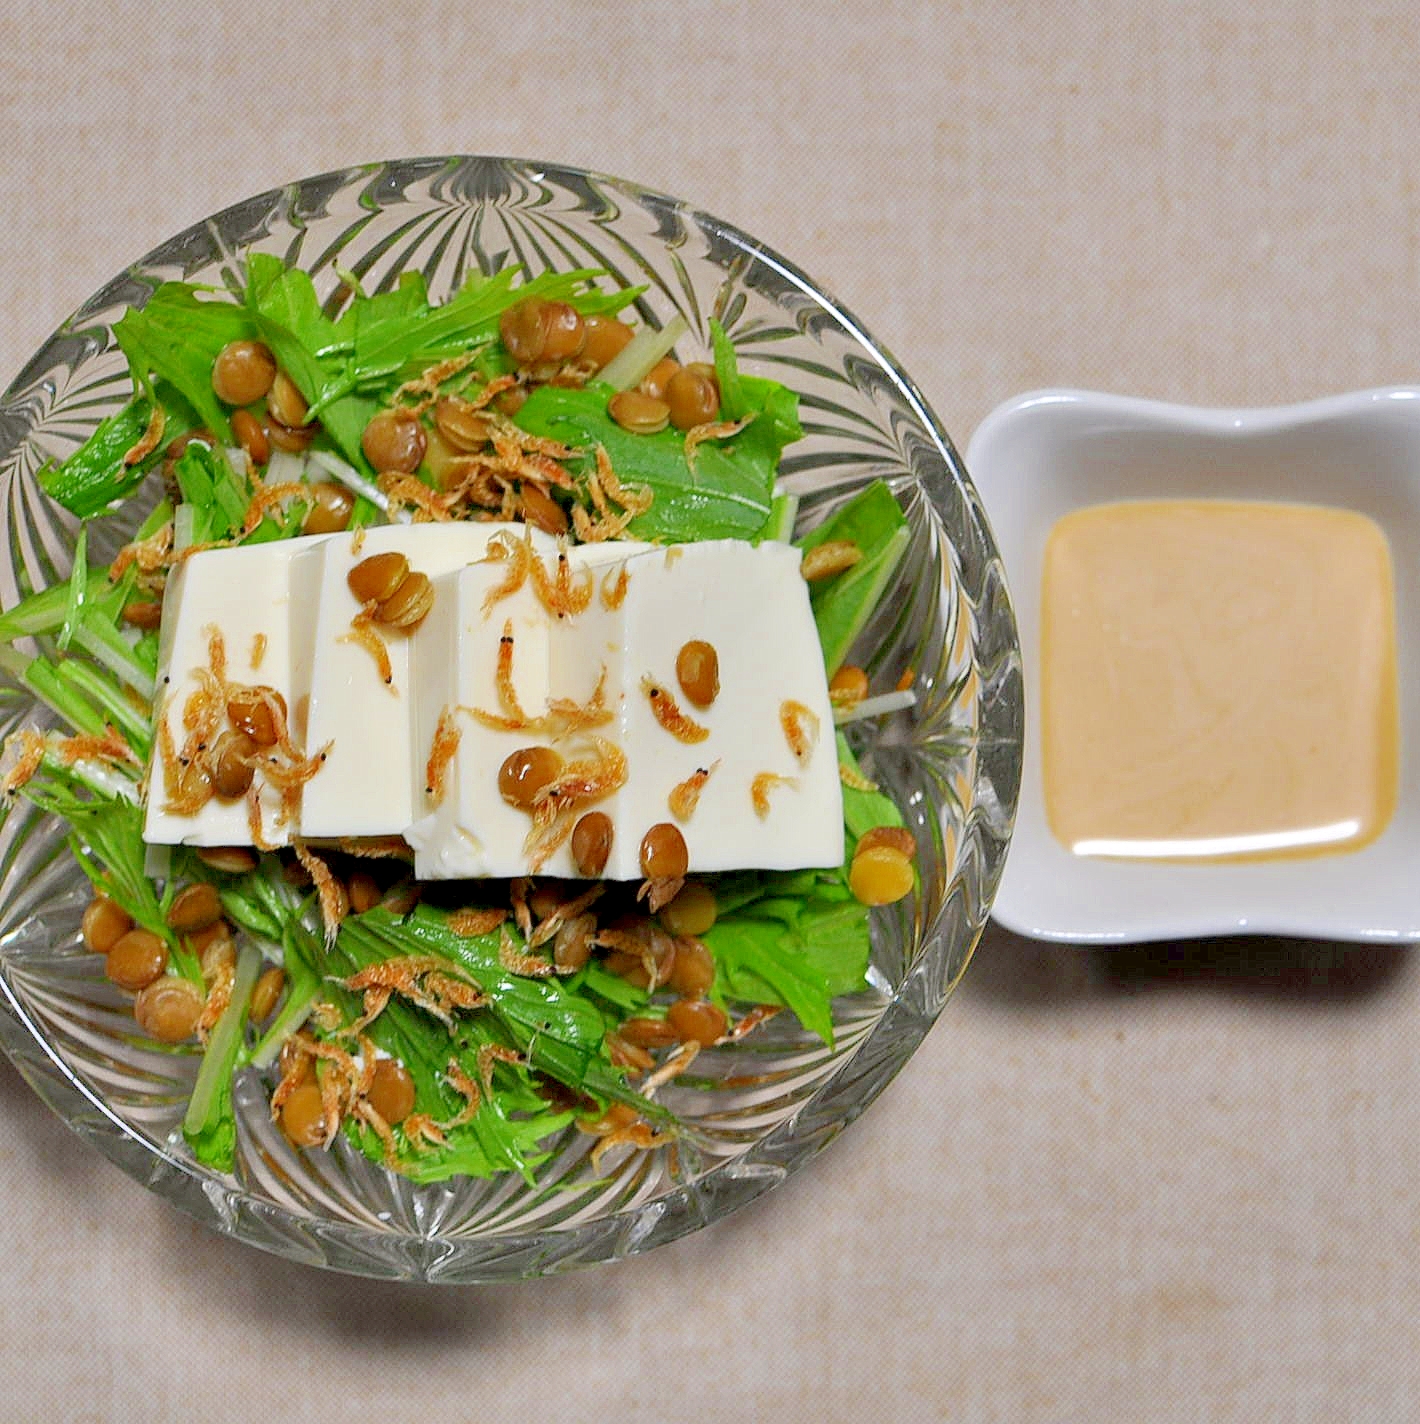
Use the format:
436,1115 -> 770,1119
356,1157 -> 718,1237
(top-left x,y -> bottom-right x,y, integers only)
294,524 -> 555,839
144,525 -> 844,879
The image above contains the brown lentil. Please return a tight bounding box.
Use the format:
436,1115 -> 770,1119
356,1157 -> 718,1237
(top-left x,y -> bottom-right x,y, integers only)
423,428 -> 463,486
230,408 -> 270,466
658,881 -> 717,938
570,810 -> 613,875
281,854 -> 314,890
278,1036 -> 312,1084
667,996 -> 727,1047
675,639 -> 720,709
520,482 -> 569,536
81,895 -> 133,955
581,314 -> 634,369
226,686 -> 285,747
265,417 -> 316,454
645,924 -> 679,983
265,371 -> 309,429
362,409 -> 427,474
183,919 -> 231,959
498,746 -> 564,811
382,880 -> 422,916
608,389 -> 671,435
829,664 -> 870,704
553,916 -> 595,972
640,822 -> 689,880
639,358 -> 680,401
211,340 -> 277,407
620,1015 -> 680,1049
433,397 -> 491,452
346,870 -> 382,914
606,1031 -> 656,1072
604,950 -> 651,988
538,301 -> 586,362
302,481 -> 355,536
121,600 -> 163,630
133,975 -> 204,1043
174,759 -> 215,813
248,965 -> 285,1022
376,570 -> 434,630
279,1080 -> 328,1148
494,384 -> 528,417
848,844 -> 915,906
210,730 -> 258,799
665,367 -> 720,430
527,881 -> 570,920
348,552 -> 409,605
500,298 -> 552,365
105,929 -> 168,992
365,1058 -> 417,1125
801,539 -> 864,582
195,845 -> 258,875
165,882 -> 224,935
163,430 -> 209,465
667,935 -> 716,997
855,825 -> 917,860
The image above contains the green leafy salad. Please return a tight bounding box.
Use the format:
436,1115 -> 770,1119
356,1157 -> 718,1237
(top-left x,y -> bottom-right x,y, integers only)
0,254 -> 915,1183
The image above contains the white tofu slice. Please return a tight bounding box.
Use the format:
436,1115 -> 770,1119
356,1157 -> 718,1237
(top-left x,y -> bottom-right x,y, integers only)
143,540 -> 310,848
403,561 -> 556,878
594,539 -> 842,877
296,523 -> 555,839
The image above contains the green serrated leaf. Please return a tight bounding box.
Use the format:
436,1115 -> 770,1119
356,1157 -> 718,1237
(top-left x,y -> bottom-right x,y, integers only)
514,383 -> 780,543
38,398 -> 159,518
797,480 -> 909,675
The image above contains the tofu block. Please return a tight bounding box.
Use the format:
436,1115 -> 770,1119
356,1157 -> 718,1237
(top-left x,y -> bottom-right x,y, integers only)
143,540 -> 310,848
144,526 -> 843,881
296,523 -> 554,839
594,540 -> 842,877
403,561 -> 555,878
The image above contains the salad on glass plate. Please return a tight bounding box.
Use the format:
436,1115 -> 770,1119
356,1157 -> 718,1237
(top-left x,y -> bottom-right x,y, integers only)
0,159 -> 1018,1279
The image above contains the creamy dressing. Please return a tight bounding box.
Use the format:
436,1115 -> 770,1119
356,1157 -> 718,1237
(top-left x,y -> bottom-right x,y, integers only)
1040,499 -> 1400,862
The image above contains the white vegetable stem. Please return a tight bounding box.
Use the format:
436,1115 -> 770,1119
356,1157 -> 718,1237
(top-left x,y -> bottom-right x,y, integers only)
72,623 -> 156,701
172,503 -> 197,554
833,689 -> 917,726
599,313 -> 690,391
307,451 -> 405,521
263,448 -> 309,488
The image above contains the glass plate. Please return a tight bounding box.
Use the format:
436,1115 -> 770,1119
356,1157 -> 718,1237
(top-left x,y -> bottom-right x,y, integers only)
0,157 -> 1022,1280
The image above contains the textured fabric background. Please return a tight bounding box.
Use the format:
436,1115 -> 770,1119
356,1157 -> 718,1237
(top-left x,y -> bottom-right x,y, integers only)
2,3 -> 1419,1420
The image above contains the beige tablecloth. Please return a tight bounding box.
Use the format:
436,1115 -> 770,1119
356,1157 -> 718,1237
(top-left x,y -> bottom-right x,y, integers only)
3,4 -> 1419,1420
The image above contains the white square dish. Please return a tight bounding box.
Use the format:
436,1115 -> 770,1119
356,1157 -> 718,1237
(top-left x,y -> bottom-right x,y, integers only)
967,387 -> 1420,943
